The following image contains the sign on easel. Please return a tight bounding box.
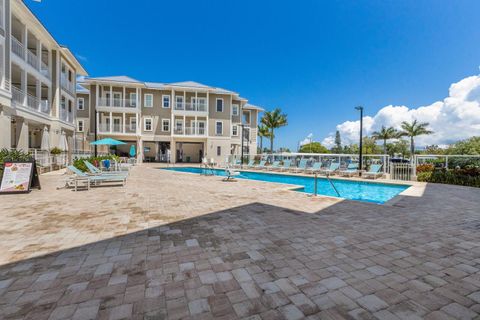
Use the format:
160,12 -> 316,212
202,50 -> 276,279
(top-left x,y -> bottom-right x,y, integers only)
0,161 -> 41,194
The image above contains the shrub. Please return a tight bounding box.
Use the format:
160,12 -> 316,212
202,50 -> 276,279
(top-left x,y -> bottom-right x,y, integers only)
72,154 -> 119,172
418,168 -> 480,188
50,147 -> 63,155
416,163 -> 434,174
0,149 -> 33,177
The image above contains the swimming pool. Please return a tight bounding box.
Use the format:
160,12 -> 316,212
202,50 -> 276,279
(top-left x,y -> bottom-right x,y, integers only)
162,167 -> 410,204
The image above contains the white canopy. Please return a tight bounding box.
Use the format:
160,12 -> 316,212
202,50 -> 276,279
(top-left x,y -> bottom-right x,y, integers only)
40,126 -> 50,151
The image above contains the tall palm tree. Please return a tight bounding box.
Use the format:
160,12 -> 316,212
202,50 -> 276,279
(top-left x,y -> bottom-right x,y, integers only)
371,126 -> 399,154
400,120 -> 434,156
257,125 -> 270,153
261,108 -> 288,153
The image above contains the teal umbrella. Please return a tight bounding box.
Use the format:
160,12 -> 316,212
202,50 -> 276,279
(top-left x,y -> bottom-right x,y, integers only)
90,138 -> 126,146
129,145 -> 136,157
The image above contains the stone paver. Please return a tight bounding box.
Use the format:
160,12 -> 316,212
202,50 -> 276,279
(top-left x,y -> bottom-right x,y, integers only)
0,164 -> 479,319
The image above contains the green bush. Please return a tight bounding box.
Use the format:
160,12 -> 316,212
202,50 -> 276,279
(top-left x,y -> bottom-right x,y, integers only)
0,148 -> 33,177
50,147 -> 63,155
72,154 -> 119,172
417,168 -> 480,188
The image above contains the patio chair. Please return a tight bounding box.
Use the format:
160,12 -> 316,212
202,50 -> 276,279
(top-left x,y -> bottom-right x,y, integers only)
67,165 -> 127,191
279,160 -> 292,172
245,159 -> 255,168
319,162 -> 340,175
253,160 -> 267,170
223,168 -> 241,181
305,162 -> 322,174
267,160 -> 281,171
363,164 -> 384,179
338,163 -> 359,177
84,161 -> 128,177
291,159 -> 308,173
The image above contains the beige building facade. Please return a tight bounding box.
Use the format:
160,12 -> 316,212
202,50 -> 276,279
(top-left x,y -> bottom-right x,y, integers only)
0,0 -> 87,152
77,76 -> 263,164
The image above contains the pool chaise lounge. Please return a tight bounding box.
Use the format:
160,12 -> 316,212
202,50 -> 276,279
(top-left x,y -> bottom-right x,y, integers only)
291,159 -> 308,173
67,165 -> 127,191
319,163 -> 340,175
84,161 -> 129,177
279,160 -> 292,172
267,161 -> 281,171
253,160 -> 267,170
363,164 -> 384,179
338,163 -> 359,177
305,162 -> 322,174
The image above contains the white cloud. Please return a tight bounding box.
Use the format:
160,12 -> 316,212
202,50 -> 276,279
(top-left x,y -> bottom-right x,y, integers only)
299,133 -> 314,146
322,74 -> 480,147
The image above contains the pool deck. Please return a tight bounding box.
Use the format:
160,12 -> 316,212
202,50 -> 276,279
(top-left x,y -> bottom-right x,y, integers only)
0,163 -> 479,319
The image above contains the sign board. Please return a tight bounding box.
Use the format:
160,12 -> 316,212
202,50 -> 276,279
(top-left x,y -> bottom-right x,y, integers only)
0,161 -> 41,194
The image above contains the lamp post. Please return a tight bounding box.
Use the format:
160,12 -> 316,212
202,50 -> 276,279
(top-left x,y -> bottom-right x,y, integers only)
355,106 -> 364,176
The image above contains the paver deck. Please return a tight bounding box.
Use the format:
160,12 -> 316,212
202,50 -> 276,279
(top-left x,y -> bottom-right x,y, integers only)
0,164 -> 479,319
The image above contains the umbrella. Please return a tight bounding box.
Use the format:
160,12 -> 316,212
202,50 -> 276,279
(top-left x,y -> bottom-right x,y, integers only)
59,130 -> 68,151
41,126 -> 50,151
90,138 -> 126,146
129,144 -> 136,157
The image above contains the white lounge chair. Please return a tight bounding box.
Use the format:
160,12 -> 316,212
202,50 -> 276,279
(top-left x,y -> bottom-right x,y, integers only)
363,164 -> 384,179
291,159 -> 308,173
338,163 -> 359,177
319,163 -> 340,175
305,162 -> 322,174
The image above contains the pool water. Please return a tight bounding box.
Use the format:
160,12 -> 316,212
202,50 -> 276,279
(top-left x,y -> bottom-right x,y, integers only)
162,167 -> 410,204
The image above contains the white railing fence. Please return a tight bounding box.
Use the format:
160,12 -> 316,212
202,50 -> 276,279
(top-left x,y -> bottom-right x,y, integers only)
97,97 -> 137,108
27,49 -> 39,70
11,37 -> 24,59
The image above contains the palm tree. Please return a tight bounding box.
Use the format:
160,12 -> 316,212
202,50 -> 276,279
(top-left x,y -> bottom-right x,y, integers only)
371,126 -> 399,154
400,120 -> 434,156
261,108 -> 288,153
257,125 -> 270,153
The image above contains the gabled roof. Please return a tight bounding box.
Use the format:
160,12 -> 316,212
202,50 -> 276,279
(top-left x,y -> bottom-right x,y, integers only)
84,75 -> 142,83
169,81 -> 211,88
76,84 -> 89,94
145,82 -> 166,88
244,103 -> 265,112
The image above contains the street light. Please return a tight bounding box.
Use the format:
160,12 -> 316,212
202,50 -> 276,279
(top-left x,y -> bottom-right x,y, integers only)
355,106 -> 364,176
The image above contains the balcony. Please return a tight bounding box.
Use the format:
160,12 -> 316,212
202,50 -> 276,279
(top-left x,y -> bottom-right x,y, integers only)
27,49 -> 39,70
98,97 -> 137,108
174,126 -> 207,136
59,108 -> 74,123
12,86 -> 50,115
11,37 -> 25,60
98,123 -> 137,134
174,102 -> 207,112
60,74 -> 75,94
40,61 -> 50,79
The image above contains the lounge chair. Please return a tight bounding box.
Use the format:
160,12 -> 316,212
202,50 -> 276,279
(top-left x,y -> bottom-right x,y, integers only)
305,162 -> 322,174
319,163 -> 340,175
232,159 -> 242,168
291,159 -> 308,173
363,164 -> 384,179
84,161 -> 128,177
279,160 -> 292,172
67,165 -> 127,191
338,163 -> 359,177
223,168 -> 241,181
267,161 -> 281,171
245,159 -> 255,168
253,160 -> 267,170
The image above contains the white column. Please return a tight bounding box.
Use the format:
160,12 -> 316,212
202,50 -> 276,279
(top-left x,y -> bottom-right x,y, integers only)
23,25 -> 28,58
109,112 -> 113,132
109,85 -> 113,107
195,115 -> 197,135
21,69 -> 27,105
171,90 -> 175,134
96,84 -> 99,107
122,113 -> 125,134
122,86 -> 125,107
36,79 -> 41,111
183,91 -> 186,110
97,111 -> 100,132
37,40 -> 41,69
136,87 -> 140,108
135,113 -> 139,135
183,115 -> 185,135
195,91 -> 198,111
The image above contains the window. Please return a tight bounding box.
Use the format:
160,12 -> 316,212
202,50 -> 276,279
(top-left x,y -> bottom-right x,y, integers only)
217,146 -> 221,156
198,98 -> 206,111
232,125 -> 238,136
130,93 -> 137,107
61,96 -> 66,109
232,104 -> 239,116
77,98 -> 84,110
68,100 -> 72,113
130,118 -> 137,131
144,94 -> 153,108
162,95 -> 170,108
175,96 -> 184,109
162,119 -> 170,132
215,121 -> 223,135
216,98 -> 223,112
144,117 -> 152,131
242,111 -> 250,124
77,120 -> 84,132
113,92 -> 122,107
175,119 -> 183,133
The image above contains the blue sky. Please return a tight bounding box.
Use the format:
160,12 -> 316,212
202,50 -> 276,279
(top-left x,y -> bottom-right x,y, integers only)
28,0 -> 480,150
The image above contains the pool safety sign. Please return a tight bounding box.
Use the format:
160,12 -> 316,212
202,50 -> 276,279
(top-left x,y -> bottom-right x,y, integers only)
0,161 -> 41,194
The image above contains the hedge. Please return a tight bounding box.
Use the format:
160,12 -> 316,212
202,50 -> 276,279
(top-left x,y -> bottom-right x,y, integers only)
417,168 -> 480,188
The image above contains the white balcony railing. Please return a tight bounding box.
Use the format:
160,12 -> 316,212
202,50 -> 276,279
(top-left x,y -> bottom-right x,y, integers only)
12,86 -> 50,115
97,97 -> 137,108
98,123 -> 136,134
40,61 -> 50,79
11,37 -> 24,60
175,101 -> 207,112
176,126 -> 207,136
27,49 -> 39,70
60,108 -> 74,123
60,74 -> 75,94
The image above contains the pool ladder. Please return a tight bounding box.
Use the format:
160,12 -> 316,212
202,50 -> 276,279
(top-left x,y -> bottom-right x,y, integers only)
314,173 -> 341,198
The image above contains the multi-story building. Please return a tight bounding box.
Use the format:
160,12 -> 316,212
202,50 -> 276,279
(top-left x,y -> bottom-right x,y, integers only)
0,0 -> 87,152
77,76 -> 263,164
